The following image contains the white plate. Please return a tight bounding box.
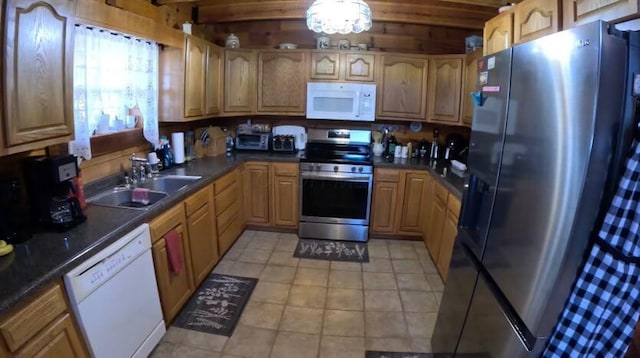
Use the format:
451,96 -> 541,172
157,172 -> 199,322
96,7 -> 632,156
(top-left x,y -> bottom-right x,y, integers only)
409,122 -> 423,132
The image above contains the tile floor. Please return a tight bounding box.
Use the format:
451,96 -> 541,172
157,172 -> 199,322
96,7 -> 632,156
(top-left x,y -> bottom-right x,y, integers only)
150,230 -> 444,358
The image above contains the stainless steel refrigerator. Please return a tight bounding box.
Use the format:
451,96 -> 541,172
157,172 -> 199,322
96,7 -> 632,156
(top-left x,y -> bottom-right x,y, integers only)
432,21 -> 640,357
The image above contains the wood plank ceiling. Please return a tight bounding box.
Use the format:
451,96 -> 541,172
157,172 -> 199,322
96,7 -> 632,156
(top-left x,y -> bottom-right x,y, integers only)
155,0 -> 519,54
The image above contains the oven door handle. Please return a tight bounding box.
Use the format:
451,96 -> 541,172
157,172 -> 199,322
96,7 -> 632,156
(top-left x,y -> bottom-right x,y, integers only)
300,171 -> 372,182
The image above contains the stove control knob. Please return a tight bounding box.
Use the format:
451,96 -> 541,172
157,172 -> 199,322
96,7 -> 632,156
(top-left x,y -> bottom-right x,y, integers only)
315,164 -> 320,171
334,166 -> 339,172
351,166 -> 356,172
358,167 -> 364,173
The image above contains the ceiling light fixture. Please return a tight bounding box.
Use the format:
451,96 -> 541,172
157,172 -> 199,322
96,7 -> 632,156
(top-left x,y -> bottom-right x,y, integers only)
306,0 -> 373,35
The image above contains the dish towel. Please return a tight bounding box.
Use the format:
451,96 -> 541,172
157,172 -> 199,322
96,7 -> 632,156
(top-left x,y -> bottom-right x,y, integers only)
164,229 -> 184,274
543,138 -> 640,357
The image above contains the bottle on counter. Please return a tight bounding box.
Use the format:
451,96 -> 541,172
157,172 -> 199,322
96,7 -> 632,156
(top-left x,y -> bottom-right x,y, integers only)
225,131 -> 234,156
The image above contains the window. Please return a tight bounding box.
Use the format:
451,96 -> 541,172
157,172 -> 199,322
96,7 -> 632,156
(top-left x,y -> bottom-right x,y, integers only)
71,25 -> 159,160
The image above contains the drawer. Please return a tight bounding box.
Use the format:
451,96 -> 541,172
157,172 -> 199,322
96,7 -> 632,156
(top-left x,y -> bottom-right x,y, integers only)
272,162 -> 299,177
214,170 -> 237,196
434,180 -> 449,203
214,182 -> 238,214
447,194 -> 461,219
217,201 -> 240,235
0,284 -> 67,352
218,216 -> 242,255
375,168 -> 399,182
184,185 -> 212,216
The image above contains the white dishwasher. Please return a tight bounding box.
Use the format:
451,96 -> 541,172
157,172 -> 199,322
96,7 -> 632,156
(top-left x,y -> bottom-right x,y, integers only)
65,223 -> 166,358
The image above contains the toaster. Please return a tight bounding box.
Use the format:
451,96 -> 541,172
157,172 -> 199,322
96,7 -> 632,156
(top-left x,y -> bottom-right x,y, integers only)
272,135 -> 296,152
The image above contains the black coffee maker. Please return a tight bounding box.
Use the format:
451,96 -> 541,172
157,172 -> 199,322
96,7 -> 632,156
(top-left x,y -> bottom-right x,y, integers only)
0,179 -> 31,243
23,155 -> 86,231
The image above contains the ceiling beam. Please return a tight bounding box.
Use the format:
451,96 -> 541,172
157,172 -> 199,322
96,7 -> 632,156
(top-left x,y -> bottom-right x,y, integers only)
197,1 -> 498,29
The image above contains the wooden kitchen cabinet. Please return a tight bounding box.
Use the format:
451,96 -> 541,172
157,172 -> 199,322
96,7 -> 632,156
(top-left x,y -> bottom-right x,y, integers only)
149,205 -> 194,323
184,185 -> 218,286
377,55 -> 429,121
3,0 -> 75,154
224,49 -> 256,114
214,169 -> 243,255
257,51 -> 306,114
563,0 -> 638,29
427,56 -> 464,124
0,283 -> 88,358
271,163 -> 299,228
437,195 -> 461,280
427,183 -> 448,264
310,52 -> 375,82
483,11 -> 514,56
371,169 -> 401,234
514,0 -> 561,45
244,162 -> 271,226
397,172 -> 430,233
460,50 -> 483,127
160,35 -> 223,121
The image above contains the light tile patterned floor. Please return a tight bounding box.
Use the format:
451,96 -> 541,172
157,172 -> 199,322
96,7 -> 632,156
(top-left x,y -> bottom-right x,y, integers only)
150,230 -> 444,358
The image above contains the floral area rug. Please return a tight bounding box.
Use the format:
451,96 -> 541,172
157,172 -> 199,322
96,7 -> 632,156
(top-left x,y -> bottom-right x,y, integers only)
293,239 -> 369,263
173,274 -> 257,336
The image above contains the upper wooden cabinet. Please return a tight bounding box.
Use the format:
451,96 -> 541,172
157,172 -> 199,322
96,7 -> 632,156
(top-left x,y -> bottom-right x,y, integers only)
427,56 -> 464,125
224,49 -> 256,114
3,0 -> 75,153
460,50 -> 483,127
377,55 -> 429,121
484,11 -> 514,56
159,35 -> 223,121
514,0 -> 561,44
564,0 -> 638,28
310,51 -> 375,82
257,51 -> 306,114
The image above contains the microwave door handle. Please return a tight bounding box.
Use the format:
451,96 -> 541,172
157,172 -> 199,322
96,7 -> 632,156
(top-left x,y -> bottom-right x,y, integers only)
354,91 -> 361,118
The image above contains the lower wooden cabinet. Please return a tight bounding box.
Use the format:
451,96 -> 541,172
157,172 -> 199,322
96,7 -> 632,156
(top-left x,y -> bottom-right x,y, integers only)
0,283 -> 88,358
244,162 -> 271,225
271,163 -> 299,228
184,186 -> 218,286
370,168 -> 428,237
437,198 -> 461,279
214,168 -> 243,255
150,204 -> 194,323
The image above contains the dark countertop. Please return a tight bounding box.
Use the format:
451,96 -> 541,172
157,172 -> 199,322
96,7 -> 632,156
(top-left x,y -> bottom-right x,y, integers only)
0,150 -> 465,316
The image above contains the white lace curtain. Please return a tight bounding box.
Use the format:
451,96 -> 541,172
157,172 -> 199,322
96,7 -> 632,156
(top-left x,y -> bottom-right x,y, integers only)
71,25 -> 159,160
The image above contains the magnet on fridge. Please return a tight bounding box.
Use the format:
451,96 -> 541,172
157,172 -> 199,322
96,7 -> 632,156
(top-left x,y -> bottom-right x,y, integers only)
471,91 -> 485,106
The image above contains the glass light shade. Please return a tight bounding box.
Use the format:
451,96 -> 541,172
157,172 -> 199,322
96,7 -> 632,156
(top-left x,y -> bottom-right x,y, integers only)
306,0 -> 373,35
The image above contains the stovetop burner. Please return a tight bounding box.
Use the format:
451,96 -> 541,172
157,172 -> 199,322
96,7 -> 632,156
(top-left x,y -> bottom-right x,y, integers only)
301,142 -> 372,165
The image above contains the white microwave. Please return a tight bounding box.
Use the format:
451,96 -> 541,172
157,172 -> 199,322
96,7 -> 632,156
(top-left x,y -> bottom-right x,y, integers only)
306,82 -> 376,121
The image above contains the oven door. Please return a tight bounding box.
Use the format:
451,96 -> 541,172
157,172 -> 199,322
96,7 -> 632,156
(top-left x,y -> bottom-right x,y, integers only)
300,171 -> 373,225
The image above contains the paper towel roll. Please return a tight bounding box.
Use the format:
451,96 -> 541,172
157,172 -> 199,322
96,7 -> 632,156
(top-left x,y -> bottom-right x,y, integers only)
172,132 -> 185,164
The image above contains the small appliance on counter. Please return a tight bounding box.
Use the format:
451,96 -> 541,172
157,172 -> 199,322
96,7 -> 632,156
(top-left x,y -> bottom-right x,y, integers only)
272,125 -> 306,152
444,133 -> 469,162
236,132 -> 271,151
23,155 -> 86,231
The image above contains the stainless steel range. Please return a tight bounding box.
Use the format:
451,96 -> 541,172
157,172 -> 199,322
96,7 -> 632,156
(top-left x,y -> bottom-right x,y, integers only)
299,129 -> 373,242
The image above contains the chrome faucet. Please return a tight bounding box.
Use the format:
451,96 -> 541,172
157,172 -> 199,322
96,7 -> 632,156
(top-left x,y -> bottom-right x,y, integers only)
130,153 -> 150,185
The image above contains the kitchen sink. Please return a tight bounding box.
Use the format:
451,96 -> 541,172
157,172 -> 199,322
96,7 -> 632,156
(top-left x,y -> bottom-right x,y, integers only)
87,189 -> 169,210
138,175 -> 202,194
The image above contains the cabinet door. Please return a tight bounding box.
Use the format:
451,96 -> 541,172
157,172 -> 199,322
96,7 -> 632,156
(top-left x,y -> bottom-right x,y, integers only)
345,53 -> 375,82
427,57 -> 463,124
257,51 -> 306,114
371,181 -> 399,233
204,43 -> 223,115
244,162 -> 270,225
224,49 -> 255,113
514,0 -> 561,44
4,0 -> 75,147
460,50 -> 482,127
184,36 -> 206,117
437,207 -> 459,281
427,194 -> 447,263
563,0 -> 638,28
272,163 -> 299,228
149,206 -> 194,323
186,195 -> 217,286
421,175 -> 435,248
483,11 -> 514,56
397,172 -> 429,233
15,314 -> 87,358
310,52 -> 340,80
378,56 -> 429,120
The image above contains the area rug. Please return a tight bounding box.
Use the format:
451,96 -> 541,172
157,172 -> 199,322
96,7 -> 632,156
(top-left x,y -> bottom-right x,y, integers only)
365,352 -> 433,358
293,238 -> 369,263
173,274 -> 257,336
